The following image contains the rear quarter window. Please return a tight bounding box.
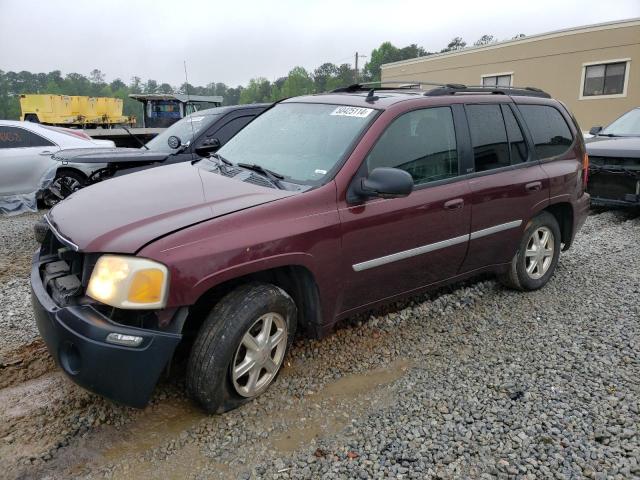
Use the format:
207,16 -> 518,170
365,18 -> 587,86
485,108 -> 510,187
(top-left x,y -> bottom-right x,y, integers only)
0,126 -> 29,148
0,126 -> 54,149
518,105 -> 573,159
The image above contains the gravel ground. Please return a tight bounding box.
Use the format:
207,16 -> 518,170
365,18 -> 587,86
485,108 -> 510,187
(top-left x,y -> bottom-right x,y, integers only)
0,209 -> 638,479
0,210 -> 43,355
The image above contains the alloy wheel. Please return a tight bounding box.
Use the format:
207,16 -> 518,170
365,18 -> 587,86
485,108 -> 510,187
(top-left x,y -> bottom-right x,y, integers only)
524,226 -> 554,280
231,312 -> 287,398
44,176 -> 83,206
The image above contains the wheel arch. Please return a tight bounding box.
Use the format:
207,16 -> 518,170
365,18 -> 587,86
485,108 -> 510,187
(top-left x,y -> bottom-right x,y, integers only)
185,264 -> 325,340
543,202 -> 574,251
54,166 -> 88,181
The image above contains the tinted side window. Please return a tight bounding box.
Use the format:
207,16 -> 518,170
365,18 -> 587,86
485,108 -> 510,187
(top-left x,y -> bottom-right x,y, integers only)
366,107 -> 458,185
0,127 -> 54,149
502,105 -> 528,164
518,105 -> 573,159
0,126 -> 30,148
26,130 -> 55,147
207,115 -> 255,145
466,104 -> 510,172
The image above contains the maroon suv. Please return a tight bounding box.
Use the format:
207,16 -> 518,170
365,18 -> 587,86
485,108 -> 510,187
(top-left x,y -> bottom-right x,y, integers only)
31,83 -> 590,412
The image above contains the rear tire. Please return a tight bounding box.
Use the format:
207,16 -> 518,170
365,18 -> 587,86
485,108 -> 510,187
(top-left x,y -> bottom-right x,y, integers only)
499,212 -> 561,291
187,282 -> 297,413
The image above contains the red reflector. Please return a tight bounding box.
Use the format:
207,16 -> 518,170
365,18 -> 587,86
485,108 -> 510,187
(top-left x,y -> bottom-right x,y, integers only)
582,152 -> 589,187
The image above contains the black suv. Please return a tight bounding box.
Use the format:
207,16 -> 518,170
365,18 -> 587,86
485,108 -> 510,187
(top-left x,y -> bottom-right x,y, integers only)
47,104 -> 270,202
586,107 -> 640,207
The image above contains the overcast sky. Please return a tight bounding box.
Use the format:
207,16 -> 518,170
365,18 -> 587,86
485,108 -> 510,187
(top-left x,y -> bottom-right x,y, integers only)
1,0 -> 638,87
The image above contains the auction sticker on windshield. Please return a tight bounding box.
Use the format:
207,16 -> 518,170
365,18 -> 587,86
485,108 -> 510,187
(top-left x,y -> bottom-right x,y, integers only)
330,106 -> 374,118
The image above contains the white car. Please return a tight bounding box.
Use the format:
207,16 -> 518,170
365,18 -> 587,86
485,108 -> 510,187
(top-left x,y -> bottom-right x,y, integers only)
0,120 -> 114,214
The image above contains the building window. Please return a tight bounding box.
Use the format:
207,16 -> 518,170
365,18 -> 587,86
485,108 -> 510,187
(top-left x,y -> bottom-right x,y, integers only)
581,60 -> 630,99
481,73 -> 512,87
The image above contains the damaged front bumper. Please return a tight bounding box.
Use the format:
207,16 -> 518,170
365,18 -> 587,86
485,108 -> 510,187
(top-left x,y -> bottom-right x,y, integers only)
31,250 -> 186,408
588,163 -> 640,207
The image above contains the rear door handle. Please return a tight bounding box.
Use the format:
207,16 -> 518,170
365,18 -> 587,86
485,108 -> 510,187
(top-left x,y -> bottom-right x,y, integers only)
525,181 -> 542,192
39,150 -> 54,156
444,198 -> 464,210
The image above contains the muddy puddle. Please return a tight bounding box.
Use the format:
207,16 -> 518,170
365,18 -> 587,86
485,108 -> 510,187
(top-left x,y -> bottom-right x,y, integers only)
318,359 -> 411,399
101,400 -> 206,463
36,398 -> 208,478
14,358 -> 411,478
269,359 -> 411,453
109,442 -> 228,480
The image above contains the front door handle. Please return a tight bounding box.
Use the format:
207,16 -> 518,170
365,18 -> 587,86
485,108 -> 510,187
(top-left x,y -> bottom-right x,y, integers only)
525,181 -> 542,192
39,150 -> 54,156
444,198 -> 464,210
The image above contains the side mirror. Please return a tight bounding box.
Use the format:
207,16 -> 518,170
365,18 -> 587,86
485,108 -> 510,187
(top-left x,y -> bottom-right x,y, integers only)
355,167 -> 413,199
589,126 -> 603,135
167,135 -> 181,149
195,138 -> 221,157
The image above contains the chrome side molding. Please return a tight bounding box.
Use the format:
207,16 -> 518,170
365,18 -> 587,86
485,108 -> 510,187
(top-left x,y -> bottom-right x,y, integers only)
353,234 -> 468,272
469,220 -> 523,240
352,220 -> 522,272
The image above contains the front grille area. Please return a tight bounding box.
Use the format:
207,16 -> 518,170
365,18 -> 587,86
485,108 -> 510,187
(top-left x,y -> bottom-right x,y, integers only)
588,156 -> 640,203
37,229 -> 179,331
38,232 -> 97,307
589,156 -> 640,170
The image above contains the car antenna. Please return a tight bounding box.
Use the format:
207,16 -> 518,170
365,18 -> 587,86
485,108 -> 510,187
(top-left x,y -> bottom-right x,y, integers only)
183,60 -> 196,150
121,125 -> 149,149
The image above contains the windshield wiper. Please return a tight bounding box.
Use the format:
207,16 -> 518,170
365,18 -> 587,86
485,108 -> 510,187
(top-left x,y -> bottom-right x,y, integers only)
598,133 -> 620,137
191,151 -> 231,166
213,152 -> 233,167
122,126 -> 149,150
238,162 -> 285,189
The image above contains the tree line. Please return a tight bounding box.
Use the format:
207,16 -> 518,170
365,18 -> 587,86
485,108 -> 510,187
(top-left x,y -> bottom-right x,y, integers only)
0,34 -> 523,124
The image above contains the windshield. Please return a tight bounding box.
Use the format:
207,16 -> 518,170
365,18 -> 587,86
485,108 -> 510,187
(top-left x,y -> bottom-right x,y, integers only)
601,108 -> 640,136
145,113 -> 218,152
217,103 -> 377,184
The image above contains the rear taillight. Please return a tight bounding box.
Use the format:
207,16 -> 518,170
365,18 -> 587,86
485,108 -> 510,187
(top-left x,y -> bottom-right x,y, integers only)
582,152 -> 589,188
60,128 -> 92,140
41,124 -> 93,140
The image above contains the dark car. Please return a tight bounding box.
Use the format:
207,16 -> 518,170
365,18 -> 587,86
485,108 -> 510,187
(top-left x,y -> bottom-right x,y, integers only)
586,107 -> 640,207
47,103 -> 270,202
31,83 -> 590,412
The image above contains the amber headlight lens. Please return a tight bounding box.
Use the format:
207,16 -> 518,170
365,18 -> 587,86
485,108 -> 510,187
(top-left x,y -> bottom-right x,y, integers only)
87,255 -> 169,309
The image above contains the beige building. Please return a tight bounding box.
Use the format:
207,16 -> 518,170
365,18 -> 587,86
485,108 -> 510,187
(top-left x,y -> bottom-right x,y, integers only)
381,18 -> 640,130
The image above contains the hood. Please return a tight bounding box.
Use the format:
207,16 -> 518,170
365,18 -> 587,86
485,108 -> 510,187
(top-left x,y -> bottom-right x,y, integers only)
48,162 -> 296,253
52,147 -> 171,164
585,136 -> 640,158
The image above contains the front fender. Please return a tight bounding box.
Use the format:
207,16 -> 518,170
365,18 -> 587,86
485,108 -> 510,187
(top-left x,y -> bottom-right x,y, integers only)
192,251 -> 317,297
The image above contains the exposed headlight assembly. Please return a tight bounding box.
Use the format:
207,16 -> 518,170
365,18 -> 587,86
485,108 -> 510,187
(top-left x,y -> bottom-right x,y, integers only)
87,255 -> 169,309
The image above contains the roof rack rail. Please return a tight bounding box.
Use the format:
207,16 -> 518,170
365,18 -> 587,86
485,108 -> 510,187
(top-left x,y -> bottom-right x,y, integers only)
330,81 -> 551,98
424,85 -> 551,98
331,80 -> 465,93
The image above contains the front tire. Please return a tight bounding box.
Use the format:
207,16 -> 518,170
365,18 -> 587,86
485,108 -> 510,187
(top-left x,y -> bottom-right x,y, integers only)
43,170 -> 86,207
499,212 -> 561,291
187,282 -> 297,413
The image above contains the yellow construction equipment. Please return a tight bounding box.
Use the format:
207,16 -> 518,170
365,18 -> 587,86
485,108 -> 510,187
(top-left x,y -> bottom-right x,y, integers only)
19,94 -> 136,127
